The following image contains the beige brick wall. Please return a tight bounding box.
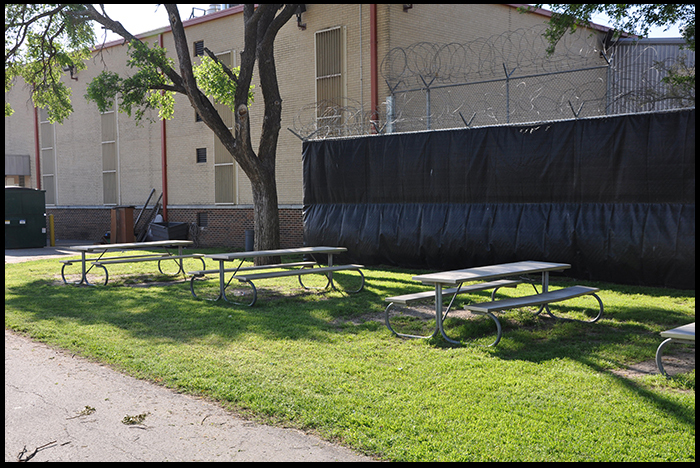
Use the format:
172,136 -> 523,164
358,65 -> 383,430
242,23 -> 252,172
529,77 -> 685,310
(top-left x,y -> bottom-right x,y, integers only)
7,4 -> 605,245
7,4 -> 584,207
5,81 -> 39,189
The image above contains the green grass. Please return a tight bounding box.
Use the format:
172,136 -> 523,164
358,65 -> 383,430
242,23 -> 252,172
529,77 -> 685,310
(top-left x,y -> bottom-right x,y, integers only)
5,250 -> 695,461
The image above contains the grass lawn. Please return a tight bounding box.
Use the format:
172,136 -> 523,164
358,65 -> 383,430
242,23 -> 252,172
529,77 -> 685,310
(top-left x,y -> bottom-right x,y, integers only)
5,250 -> 695,461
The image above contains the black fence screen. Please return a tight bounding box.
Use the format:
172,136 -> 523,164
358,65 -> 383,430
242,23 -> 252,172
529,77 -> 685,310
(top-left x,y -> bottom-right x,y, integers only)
302,109 -> 695,289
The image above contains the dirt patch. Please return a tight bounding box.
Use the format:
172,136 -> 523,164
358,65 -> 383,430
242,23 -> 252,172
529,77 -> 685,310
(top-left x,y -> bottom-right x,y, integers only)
610,349 -> 695,379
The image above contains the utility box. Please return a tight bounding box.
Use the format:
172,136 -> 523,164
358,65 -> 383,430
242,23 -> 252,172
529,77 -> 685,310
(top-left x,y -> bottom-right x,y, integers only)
149,222 -> 188,241
110,206 -> 135,243
5,187 -> 47,249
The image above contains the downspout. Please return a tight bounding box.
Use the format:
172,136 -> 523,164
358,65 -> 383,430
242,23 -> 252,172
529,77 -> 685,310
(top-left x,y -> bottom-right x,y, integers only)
370,4 -> 379,128
33,106 -> 42,190
159,33 -> 168,221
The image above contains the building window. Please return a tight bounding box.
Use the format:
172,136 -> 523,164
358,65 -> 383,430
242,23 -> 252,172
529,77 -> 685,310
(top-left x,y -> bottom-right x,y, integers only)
194,40 -> 204,57
101,105 -> 118,205
197,212 -> 208,227
39,108 -> 56,205
315,26 -> 346,132
213,50 -> 238,204
196,147 -> 207,163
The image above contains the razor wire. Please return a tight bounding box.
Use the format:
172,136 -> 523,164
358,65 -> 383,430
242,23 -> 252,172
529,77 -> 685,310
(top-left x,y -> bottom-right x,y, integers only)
290,24 -> 694,140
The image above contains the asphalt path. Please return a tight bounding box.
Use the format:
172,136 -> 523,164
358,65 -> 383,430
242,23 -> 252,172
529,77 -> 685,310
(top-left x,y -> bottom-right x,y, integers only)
5,244 -> 377,462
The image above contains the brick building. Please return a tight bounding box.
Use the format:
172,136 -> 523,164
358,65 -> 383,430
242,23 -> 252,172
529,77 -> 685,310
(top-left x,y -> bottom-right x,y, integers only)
5,4 -> 609,247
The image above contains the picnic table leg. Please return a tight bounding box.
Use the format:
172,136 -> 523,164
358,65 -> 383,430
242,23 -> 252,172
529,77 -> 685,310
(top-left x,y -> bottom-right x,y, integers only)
538,271 -> 550,316
436,285 -> 462,345
80,252 -> 87,285
328,253 -> 335,289
655,338 -> 673,377
384,302 -> 439,339
436,283 -> 502,347
212,260 -> 256,306
217,260 -> 226,301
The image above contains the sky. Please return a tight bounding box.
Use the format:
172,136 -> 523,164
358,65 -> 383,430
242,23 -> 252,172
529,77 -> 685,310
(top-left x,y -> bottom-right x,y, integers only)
92,4 -> 212,43
92,4 -> 685,45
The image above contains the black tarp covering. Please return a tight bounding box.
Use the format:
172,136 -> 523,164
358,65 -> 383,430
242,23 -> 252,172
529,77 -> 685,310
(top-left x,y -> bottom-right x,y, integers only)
302,109 -> 695,289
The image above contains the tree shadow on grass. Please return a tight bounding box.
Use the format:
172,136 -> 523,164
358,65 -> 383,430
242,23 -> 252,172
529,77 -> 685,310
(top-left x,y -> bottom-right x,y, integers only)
480,314 -> 696,429
5,278 -> 357,346
382,293 -> 696,430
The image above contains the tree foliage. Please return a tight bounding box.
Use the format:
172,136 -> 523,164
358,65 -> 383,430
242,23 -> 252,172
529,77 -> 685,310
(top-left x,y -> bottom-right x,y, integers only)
6,4 -> 300,257
193,55 -> 254,110
523,4 -> 695,55
522,4 -> 695,105
5,4 -> 94,122
85,40 -> 177,121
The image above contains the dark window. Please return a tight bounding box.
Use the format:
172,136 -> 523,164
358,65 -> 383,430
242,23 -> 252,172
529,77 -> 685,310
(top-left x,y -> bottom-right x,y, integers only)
197,212 -> 208,227
195,112 -> 202,122
194,40 -> 204,57
196,148 -> 207,163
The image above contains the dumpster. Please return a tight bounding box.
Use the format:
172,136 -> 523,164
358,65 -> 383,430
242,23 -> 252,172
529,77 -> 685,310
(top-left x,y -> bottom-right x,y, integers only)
149,222 -> 189,241
5,187 -> 46,249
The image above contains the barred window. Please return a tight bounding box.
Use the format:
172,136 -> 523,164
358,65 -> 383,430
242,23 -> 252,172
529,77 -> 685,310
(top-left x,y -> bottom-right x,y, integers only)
213,50 -> 238,204
194,40 -> 204,57
196,147 -> 207,163
315,26 -> 345,131
101,105 -> 118,205
197,212 -> 208,227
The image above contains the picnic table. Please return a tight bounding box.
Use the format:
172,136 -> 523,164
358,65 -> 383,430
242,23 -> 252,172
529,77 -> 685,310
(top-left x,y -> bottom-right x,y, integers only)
385,261 -> 603,346
655,322 -> 695,377
60,240 -> 204,286
188,246 -> 364,306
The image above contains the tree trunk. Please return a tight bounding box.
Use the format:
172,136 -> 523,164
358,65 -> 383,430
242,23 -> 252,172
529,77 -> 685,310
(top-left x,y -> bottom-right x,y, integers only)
251,169 -> 281,265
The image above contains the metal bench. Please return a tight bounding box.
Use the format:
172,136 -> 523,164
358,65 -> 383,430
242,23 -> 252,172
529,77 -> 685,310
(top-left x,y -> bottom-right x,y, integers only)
188,261 -> 318,300
234,264 -> 365,306
463,285 -> 603,346
384,279 -> 522,339
88,253 -> 206,285
655,322 -> 695,377
190,263 -> 364,306
188,261 -> 318,278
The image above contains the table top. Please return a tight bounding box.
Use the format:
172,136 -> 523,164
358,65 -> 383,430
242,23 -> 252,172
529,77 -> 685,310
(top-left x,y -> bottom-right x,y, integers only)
660,322 -> 695,340
69,240 -> 193,252
207,246 -> 348,261
413,261 -> 571,285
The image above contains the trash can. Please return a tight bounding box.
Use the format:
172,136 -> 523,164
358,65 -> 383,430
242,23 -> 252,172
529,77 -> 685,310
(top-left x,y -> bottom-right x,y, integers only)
110,206 -> 135,243
245,229 -> 255,251
5,187 -> 46,249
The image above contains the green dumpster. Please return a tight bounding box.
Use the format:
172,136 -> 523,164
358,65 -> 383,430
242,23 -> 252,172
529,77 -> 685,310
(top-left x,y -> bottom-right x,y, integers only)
5,187 -> 47,249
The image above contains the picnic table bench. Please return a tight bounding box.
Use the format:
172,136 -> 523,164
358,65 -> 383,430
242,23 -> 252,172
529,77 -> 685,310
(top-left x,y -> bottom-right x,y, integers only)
387,261 -> 603,346
60,240 -> 204,286
655,322 -> 695,377
385,279 -> 523,339
189,247 -> 364,306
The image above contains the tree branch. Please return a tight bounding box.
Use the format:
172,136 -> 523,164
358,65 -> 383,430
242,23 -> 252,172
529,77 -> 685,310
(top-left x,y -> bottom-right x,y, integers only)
82,4 -> 186,93
203,47 -> 238,85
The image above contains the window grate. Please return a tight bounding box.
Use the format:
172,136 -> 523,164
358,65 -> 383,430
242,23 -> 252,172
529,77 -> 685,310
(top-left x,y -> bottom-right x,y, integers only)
315,27 -> 345,129
194,40 -> 204,57
197,212 -> 208,227
196,147 -> 207,163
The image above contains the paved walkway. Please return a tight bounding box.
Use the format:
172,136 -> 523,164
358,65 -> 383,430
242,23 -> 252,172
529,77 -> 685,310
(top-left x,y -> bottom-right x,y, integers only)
5,244 -> 377,462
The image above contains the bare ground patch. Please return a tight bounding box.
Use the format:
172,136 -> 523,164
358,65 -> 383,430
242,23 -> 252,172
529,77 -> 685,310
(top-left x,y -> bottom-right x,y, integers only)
610,349 -> 695,379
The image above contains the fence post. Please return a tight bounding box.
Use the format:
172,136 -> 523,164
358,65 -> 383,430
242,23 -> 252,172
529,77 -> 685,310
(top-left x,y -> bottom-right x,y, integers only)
386,95 -> 394,133
503,64 -> 517,124
420,76 -> 436,130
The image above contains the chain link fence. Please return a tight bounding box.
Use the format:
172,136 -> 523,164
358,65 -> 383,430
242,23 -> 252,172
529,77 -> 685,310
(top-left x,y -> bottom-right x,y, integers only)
291,24 -> 694,139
